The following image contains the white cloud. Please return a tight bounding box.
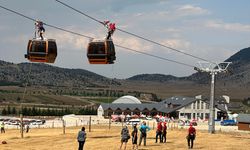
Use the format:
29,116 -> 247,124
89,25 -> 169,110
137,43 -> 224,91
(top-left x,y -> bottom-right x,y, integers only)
160,39 -> 191,53
205,20 -> 250,32
48,31 -> 89,51
44,26 -> 102,51
176,5 -> 210,16
2,34 -> 29,45
114,36 -> 153,53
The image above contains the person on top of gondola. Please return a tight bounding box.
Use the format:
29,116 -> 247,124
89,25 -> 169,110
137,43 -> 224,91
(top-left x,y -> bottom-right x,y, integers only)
103,20 -> 116,40
35,20 -> 45,40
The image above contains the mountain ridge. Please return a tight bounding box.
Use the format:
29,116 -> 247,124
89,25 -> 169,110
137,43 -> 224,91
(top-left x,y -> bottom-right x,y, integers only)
0,60 -> 119,88
1,47 -> 250,88
128,47 -> 250,86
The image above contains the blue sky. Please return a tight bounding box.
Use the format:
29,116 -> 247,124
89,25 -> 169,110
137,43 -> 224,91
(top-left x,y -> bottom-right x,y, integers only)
0,0 -> 249,79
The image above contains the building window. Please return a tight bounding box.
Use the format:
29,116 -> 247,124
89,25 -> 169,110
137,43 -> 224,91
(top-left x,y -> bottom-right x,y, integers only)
206,103 -> 209,109
201,101 -> 204,109
193,113 -> 196,119
197,101 -> 200,109
205,113 -> 209,119
186,113 -> 191,119
180,113 -> 184,116
201,113 -> 204,119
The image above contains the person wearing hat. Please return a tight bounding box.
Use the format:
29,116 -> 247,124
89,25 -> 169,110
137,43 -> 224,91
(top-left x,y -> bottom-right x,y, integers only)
131,123 -> 138,150
186,124 -> 196,149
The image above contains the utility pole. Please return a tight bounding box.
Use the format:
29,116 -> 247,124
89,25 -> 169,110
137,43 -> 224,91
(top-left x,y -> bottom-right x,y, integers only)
194,62 -> 231,134
20,112 -> 24,138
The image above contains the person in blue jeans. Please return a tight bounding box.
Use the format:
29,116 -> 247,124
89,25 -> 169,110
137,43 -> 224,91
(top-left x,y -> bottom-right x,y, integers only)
77,127 -> 87,150
139,121 -> 150,146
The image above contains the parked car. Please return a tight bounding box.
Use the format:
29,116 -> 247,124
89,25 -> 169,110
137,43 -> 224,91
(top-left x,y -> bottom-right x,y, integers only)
5,119 -> 20,125
145,116 -> 152,120
178,120 -> 197,126
126,119 -> 140,125
31,120 -> 44,125
220,120 -> 237,126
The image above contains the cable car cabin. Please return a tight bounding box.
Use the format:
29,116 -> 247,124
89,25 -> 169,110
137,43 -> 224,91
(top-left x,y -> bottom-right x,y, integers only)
25,39 -> 57,63
87,40 -> 116,64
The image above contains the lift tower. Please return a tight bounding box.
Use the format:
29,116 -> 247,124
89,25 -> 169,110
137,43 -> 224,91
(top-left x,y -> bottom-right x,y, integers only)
194,62 -> 231,134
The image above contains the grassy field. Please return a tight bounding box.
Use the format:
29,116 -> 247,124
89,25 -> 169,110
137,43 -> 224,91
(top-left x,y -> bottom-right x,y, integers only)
0,125 -> 250,150
87,97 -> 116,104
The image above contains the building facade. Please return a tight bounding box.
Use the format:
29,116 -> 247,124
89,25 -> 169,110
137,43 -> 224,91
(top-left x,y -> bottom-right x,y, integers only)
237,114 -> 250,131
177,99 -> 220,120
98,95 -> 227,120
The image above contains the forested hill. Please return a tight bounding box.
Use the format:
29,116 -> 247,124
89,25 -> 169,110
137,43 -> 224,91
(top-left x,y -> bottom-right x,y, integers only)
127,74 -> 180,82
128,47 -> 250,86
0,60 -> 119,87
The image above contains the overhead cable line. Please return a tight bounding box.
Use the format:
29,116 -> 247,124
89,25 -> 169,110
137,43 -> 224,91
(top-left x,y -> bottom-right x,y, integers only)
55,0 -> 216,64
115,45 -> 195,68
0,5 -> 93,39
0,4 -> 196,68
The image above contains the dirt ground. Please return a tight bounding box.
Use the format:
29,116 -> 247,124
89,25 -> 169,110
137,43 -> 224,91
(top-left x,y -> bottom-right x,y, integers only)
0,125 -> 250,150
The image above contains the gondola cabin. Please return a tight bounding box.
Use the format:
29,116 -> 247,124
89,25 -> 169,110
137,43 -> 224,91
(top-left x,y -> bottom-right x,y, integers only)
25,39 -> 57,63
87,40 -> 116,64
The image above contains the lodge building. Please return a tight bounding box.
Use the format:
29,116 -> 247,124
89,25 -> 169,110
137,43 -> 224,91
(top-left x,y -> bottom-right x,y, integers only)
97,95 -> 228,120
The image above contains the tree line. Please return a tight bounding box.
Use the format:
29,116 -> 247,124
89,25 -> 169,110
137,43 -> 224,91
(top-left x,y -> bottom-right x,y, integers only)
1,106 -> 97,116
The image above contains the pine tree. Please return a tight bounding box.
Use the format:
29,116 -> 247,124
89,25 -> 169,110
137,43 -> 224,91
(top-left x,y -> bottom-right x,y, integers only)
2,108 -> 7,115
32,106 -> 37,116
12,107 -> 17,115
7,105 -> 11,115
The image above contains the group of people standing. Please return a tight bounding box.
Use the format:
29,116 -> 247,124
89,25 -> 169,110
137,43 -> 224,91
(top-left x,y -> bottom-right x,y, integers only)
76,121 -> 196,150
155,121 -> 167,143
119,121 -> 196,150
120,121 -> 151,150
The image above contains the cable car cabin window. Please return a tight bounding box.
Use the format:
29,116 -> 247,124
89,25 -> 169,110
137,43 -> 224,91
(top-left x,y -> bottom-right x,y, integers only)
106,40 -> 116,63
48,41 -> 57,56
106,41 -> 114,53
31,41 -> 46,53
88,42 -> 106,59
88,43 -> 105,54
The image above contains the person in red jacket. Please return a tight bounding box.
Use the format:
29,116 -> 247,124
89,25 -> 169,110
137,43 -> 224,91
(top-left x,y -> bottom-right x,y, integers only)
161,122 -> 167,143
103,20 -> 116,40
187,124 -> 196,149
155,121 -> 162,143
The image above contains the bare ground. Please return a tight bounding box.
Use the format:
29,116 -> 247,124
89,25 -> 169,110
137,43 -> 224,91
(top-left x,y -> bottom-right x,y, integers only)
0,125 -> 250,150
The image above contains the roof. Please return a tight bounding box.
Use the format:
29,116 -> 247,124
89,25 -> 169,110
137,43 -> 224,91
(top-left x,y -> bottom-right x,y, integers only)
228,102 -> 243,109
237,114 -> 250,123
101,96 -> 197,114
100,103 -> 175,113
112,95 -> 141,104
100,95 -> 227,114
202,98 -> 227,112
160,96 -> 196,106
